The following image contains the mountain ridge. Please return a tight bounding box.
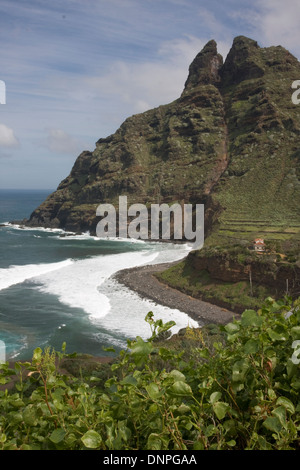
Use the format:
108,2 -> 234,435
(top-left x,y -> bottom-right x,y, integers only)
25,36 -> 300,253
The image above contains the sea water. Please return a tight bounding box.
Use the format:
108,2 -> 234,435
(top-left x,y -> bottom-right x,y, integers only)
0,189 -> 198,361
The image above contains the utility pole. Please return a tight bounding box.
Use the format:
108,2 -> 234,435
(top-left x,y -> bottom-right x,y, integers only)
249,268 -> 253,297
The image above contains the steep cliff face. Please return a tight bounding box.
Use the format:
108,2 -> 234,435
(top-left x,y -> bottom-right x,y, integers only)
27,36 -> 300,245
213,36 -> 300,243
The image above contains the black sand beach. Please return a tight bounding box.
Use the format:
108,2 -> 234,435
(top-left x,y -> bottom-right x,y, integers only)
114,261 -> 240,326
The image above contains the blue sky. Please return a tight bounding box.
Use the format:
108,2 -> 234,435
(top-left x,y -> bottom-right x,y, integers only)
0,0 -> 300,189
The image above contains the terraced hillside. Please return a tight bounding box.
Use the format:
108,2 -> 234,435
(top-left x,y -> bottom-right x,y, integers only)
210,37 -> 300,246
26,36 -> 300,251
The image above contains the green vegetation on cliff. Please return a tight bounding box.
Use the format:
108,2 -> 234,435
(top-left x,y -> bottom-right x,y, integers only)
23,34 -> 300,320
26,36 -> 300,245
0,297 -> 300,450
157,239 -> 300,313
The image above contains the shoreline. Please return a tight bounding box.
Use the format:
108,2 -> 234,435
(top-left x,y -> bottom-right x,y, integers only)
114,260 -> 239,326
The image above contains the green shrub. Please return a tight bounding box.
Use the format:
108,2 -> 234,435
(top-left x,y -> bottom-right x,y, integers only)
0,299 -> 299,450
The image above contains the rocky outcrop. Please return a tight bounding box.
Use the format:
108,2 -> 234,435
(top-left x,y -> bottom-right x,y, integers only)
187,249 -> 300,298
26,36 -> 300,245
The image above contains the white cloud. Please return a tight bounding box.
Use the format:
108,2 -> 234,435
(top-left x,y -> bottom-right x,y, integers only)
230,0 -> 300,59
85,59 -> 183,113
44,128 -> 86,155
258,0 -> 300,56
3,0 -> 300,189
84,35 -> 231,116
0,124 -> 19,147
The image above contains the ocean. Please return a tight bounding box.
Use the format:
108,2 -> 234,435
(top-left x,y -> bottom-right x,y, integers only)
0,189 -> 197,361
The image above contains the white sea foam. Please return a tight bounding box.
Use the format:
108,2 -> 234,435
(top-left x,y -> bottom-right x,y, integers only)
33,243 -> 196,338
55,233 -> 147,243
96,277 -> 198,339
2,223 -> 74,235
1,225 -> 195,340
0,259 -> 74,291
34,250 -> 162,320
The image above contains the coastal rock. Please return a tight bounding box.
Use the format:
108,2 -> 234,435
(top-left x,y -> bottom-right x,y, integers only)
26,36 -> 300,247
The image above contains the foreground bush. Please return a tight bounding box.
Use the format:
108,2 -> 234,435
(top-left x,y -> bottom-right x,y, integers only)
0,297 -> 300,450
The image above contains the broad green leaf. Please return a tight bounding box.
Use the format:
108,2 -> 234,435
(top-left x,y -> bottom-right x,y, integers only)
225,322 -> 240,334
290,326 -> 300,339
205,424 -> 218,437
223,419 -> 237,433
193,441 -> 205,450
267,388 -> 277,400
213,401 -> 229,420
276,397 -> 295,414
117,421 -> 131,442
23,405 -> 38,426
7,412 -> 23,425
226,440 -> 236,447
121,375 -> 138,386
244,338 -> 260,354
10,397 -> 25,408
267,328 -> 288,342
158,320 -> 176,333
231,382 -> 244,393
50,428 -> 66,444
81,430 -> 102,449
272,406 -> 287,429
287,359 -> 298,378
169,369 -> 186,382
148,403 -> 158,414
263,416 -> 282,434
130,337 -> 153,357
147,433 -> 168,450
227,334 -> 240,344
209,391 -> 222,404
177,403 -> 191,414
167,380 -> 192,397
232,359 -> 249,382
241,310 -> 263,327
32,347 -> 42,362
257,435 -> 273,450
291,379 -> 300,390
146,383 -> 161,400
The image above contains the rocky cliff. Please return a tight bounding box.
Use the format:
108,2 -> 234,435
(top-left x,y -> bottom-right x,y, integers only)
26,36 -> 300,249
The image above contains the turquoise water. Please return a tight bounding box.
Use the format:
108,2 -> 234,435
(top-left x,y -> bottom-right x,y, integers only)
0,190 -> 196,361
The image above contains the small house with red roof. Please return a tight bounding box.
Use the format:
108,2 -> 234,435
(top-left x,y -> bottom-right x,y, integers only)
253,238 -> 265,253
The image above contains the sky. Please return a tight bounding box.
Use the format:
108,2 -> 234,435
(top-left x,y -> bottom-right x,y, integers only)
0,0 -> 300,190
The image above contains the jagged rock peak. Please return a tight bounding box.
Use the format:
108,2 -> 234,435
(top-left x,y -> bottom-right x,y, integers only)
220,35 -> 264,86
183,39 -> 223,91
26,35 -> 300,238
231,35 -> 260,49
